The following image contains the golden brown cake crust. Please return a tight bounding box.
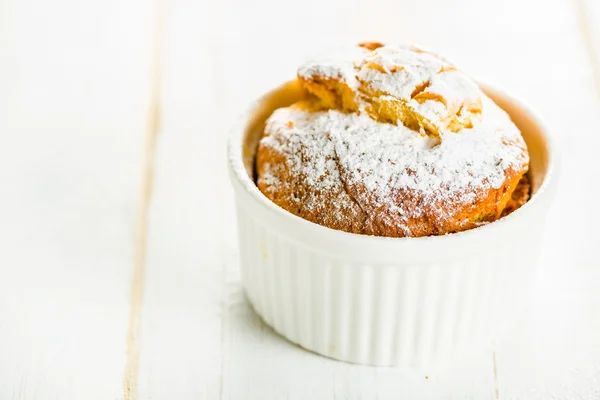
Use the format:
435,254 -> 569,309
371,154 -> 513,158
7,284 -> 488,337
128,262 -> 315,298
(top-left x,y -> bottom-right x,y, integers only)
256,44 -> 530,238
501,174 -> 530,217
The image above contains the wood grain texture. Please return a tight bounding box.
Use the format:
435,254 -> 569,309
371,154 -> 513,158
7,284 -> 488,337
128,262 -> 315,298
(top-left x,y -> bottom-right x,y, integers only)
122,1 -> 163,399
0,0 -> 152,399
135,1 -> 226,398
575,0 -> 600,99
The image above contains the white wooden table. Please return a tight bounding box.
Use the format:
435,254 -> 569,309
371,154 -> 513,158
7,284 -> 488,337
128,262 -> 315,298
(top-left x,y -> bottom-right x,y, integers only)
1,0 -> 599,398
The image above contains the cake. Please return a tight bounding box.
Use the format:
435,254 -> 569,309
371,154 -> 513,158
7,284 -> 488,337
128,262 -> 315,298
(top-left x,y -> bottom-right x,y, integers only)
255,43 -> 530,237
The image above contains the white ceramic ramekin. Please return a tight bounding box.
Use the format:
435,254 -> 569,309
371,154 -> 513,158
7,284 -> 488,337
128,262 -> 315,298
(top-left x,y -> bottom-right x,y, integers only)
228,80 -> 558,367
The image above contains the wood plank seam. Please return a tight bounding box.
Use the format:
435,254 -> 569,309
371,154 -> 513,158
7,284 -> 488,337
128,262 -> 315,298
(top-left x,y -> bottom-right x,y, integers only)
573,0 -> 600,101
208,1 -> 227,397
219,262 -> 228,400
122,1 -> 164,398
493,348 -> 499,400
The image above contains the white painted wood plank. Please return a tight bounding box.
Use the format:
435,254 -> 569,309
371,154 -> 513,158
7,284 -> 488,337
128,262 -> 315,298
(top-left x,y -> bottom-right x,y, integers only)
0,1 -> 152,398
136,1 -> 225,398
495,265 -> 600,400
492,2 -> 600,396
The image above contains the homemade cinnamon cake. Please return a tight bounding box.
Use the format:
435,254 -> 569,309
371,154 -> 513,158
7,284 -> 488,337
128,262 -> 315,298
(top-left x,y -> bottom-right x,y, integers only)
255,43 -> 530,237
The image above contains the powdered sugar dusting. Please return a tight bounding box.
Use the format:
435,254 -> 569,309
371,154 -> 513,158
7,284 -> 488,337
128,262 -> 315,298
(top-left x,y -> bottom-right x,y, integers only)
356,44 -> 480,103
298,45 -> 369,89
299,43 -> 483,134
259,96 -> 528,232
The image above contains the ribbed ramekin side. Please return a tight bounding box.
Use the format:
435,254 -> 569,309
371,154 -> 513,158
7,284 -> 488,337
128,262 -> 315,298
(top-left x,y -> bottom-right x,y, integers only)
236,204 -> 544,366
